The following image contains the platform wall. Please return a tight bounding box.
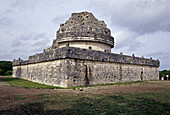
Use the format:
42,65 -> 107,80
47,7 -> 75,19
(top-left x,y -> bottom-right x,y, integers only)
13,58 -> 159,87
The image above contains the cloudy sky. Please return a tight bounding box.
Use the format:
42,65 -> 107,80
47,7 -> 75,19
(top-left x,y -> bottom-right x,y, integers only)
0,0 -> 170,70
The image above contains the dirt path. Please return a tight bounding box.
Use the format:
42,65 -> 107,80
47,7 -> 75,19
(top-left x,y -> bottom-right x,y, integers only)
82,81 -> 170,95
0,81 -> 170,110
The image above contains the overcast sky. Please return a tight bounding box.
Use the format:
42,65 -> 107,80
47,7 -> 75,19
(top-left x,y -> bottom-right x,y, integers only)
0,0 -> 170,70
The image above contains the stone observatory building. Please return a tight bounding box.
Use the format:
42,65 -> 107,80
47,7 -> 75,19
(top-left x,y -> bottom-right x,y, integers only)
12,11 -> 160,87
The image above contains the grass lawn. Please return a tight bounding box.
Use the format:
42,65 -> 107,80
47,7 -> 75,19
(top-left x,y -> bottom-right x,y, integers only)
0,77 -> 63,89
0,76 -> 148,89
1,92 -> 169,114
0,76 -> 169,114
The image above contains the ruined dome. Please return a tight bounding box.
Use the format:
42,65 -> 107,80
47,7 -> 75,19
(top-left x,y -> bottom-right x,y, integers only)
52,11 -> 114,52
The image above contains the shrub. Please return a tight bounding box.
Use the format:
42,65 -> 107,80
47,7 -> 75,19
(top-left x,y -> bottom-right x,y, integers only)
4,70 -> 12,76
0,61 -> 12,75
0,68 -> 4,75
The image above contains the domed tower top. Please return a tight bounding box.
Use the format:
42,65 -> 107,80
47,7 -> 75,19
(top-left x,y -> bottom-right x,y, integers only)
52,11 -> 114,52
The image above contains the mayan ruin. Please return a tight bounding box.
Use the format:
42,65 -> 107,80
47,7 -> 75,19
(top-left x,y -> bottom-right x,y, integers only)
12,11 -> 160,88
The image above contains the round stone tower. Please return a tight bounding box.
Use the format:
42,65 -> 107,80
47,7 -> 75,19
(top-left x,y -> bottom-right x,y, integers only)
52,11 -> 114,53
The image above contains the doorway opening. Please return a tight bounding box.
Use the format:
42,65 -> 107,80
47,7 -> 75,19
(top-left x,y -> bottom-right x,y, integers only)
140,71 -> 143,81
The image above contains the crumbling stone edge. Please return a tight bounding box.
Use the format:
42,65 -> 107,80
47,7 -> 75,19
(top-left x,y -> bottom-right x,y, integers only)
13,46 -> 160,67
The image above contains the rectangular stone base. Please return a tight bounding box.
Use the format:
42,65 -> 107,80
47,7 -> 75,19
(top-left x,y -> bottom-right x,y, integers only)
13,58 -> 159,88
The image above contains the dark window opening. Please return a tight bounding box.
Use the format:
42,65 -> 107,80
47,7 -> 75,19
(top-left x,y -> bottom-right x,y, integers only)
140,71 -> 143,81
89,46 -> 92,50
66,42 -> 69,46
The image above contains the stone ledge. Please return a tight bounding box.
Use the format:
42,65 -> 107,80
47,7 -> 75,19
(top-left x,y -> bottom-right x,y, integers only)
12,46 -> 160,67
56,32 -> 114,47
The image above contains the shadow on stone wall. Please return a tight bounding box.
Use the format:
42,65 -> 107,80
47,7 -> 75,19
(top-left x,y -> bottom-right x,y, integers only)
16,67 -> 21,78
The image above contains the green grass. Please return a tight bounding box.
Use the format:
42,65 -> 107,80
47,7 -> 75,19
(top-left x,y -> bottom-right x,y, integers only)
0,77 -> 169,114
38,92 -> 170,114
70,80 -> 146,89
1,92 -> 169,114
37,94 -> 49,100
0,77 -> 64,89
0,77 -> 159,89
13,95 -> 29,100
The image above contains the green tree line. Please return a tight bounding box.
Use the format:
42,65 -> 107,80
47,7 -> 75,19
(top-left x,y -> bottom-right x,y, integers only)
0,61 -> 12,76
159,70 -> 170,80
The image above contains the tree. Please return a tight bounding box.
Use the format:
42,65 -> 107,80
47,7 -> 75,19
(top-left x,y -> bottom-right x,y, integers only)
0,68 -> 4,75
0,61 -> 12,75
159,70 -> 170,80
4,70 -> 12,76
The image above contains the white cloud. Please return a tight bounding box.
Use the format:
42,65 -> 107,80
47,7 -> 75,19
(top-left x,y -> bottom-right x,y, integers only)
0,0 -> 169,70
90,0 -> 170,34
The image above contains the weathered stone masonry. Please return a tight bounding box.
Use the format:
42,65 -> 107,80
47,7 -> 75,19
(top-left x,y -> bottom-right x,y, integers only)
12,11 -> 160,87
13,47 -> 159,87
